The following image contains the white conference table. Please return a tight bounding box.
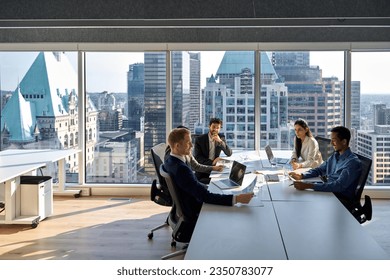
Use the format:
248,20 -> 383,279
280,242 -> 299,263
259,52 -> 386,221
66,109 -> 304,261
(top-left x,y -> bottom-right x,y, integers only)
184,201 -> 287,260
267,178 -> 337,202
185,149 -> 390,260
274,200 -> 389,259
0,149 -> 80,226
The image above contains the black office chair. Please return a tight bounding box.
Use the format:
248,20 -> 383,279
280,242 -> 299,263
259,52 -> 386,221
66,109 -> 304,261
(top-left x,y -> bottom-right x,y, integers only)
350,153 -> 373,224
147,143 -> 173,240
315,135 -> 334,161
159,164 -> 196,260
335,153 -> 373,224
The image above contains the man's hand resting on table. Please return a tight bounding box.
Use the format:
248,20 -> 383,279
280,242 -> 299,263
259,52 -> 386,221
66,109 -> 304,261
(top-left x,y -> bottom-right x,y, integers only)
288,172 -> 314,190
288,171 -> 303,180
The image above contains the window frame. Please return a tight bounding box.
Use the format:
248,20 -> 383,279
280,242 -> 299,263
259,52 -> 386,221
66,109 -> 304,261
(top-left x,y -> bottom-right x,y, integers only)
1,43 -> 389,193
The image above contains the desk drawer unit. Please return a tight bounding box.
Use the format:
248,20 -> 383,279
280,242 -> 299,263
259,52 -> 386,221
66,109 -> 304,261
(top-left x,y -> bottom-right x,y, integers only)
20,176 -> 53,220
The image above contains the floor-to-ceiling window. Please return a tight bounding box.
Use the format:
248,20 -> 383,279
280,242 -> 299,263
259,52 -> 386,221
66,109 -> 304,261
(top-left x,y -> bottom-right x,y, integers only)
84,52 -> 148,184
0,51 -> 79,184
353,52 -> 390,186
1,48 -> 389,189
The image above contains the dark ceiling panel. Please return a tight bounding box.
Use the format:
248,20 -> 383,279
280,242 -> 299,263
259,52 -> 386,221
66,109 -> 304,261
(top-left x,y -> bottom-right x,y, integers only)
0,0 -> 389,20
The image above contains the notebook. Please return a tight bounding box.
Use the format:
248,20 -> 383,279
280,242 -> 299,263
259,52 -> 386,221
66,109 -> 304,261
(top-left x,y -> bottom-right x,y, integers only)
212,160 -> 246,189
264,145 -> 290,165
265,174 -> 280,182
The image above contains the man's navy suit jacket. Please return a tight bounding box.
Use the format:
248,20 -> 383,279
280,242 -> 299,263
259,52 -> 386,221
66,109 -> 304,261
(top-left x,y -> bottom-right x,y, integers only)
164,155 -> 233,221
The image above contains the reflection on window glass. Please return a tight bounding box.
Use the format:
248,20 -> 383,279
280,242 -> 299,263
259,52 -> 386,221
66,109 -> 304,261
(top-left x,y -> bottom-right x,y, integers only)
0,51 -> 79,184
353,52 -> 390,186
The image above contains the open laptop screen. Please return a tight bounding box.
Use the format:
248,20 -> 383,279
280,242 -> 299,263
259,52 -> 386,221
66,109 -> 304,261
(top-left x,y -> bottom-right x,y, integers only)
229,160 -> 246,185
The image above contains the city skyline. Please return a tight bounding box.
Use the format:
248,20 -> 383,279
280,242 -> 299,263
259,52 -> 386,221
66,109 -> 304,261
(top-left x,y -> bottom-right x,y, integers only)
1,51 -> 390,94
1,51 -> 389,186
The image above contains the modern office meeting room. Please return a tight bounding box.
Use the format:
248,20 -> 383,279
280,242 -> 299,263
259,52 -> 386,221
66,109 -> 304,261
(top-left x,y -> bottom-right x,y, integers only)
1,0 -> 390,278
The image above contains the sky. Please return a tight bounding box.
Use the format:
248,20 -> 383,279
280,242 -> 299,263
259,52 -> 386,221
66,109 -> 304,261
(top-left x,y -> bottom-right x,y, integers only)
1,51 -> 389,94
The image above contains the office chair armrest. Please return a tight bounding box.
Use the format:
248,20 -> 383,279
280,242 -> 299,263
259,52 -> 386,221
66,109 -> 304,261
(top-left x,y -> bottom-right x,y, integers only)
151,179 -> 173,206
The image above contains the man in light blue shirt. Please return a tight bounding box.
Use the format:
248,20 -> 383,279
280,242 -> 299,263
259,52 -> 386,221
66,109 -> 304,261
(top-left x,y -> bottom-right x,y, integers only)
289,126 -> 362,208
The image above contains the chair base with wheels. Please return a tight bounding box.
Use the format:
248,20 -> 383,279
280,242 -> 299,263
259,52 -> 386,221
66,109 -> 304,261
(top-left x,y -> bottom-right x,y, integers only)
147,218 -> 169,240
351,195 -> 373,224
161,244 -> 188,260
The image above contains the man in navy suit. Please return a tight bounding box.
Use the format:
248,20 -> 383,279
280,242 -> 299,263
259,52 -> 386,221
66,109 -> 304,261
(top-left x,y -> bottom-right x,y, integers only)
194,118 -> 233,182
164,127 -> 253,221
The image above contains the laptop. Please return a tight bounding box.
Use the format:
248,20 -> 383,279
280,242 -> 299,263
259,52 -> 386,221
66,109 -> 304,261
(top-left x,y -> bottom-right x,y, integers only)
212,161 -> 246,189
264,145 -> 290,165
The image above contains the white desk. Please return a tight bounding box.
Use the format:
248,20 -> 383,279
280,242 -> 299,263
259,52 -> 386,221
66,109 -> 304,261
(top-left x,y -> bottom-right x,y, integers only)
0,149 -> 81,197
185,149 -> 390,260
0,149 -> 80,227
184,202 -> 287,260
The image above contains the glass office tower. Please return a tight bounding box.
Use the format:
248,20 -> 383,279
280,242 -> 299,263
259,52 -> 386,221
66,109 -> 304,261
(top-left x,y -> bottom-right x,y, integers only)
144,52 -> 191,174
273,51 -> 342,138
127,63 -> 145,132
200,51 -> 289,149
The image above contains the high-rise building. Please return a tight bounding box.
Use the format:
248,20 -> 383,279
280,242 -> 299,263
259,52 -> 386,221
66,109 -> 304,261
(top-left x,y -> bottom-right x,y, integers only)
144,52 -> 167,173
199,75 -> 230,135
272,52 -> 310,67
357,125 -> 390,185
172,51 -> 191,129
143,51 -> 190,173
127,63 -> 144,131
189,52 -> 201,132
351,81 -> 361,130
199,51 -> 289,149
341,80 -> 361,130
98,92 -> 123,131
373,103 -> 390,126
273,51 -> 342,138
357,102 -> 390,186
322,77 -> 342,134
0,52 -> 98,180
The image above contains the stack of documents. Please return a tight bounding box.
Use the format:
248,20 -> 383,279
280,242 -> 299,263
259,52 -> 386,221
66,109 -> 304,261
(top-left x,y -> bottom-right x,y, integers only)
222,174 -> 257,195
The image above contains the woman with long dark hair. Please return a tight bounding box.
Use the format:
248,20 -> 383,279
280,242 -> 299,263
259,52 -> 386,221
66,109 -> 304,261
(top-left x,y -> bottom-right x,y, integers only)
291,119 -> 323,170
